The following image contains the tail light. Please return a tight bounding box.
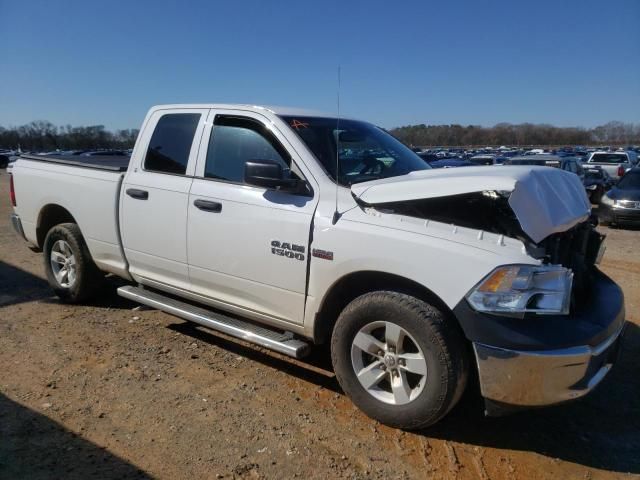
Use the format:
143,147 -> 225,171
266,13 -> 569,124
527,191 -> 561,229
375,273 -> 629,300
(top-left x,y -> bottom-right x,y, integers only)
617,165 -> 625,177
9,174 -> 16,206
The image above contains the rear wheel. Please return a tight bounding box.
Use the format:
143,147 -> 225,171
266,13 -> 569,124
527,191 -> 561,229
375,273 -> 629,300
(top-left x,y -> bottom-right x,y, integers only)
43,223 -> 103,303
331,291 -> 468,430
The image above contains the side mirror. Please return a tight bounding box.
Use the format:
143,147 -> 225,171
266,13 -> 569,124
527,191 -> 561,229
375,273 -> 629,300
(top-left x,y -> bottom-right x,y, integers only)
244,160 -> 299,190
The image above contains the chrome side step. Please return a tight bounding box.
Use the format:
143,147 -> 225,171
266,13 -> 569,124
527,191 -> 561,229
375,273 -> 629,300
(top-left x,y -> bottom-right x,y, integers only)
117,285 -> 310,358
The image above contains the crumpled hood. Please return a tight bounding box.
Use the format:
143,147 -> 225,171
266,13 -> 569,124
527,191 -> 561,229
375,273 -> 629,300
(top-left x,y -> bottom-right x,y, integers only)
351,166 -> 591,243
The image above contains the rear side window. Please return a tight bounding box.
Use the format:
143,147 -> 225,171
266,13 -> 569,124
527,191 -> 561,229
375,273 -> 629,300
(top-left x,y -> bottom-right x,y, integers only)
145,113 -> 200,174
204,116 -> 291,183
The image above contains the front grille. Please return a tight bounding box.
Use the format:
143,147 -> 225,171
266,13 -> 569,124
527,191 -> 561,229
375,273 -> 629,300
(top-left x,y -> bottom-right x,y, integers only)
615,212 -> 640,223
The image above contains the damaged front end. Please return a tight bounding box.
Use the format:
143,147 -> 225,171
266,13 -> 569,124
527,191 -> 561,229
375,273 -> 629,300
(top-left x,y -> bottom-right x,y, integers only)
350,167 -> 623,415
351,166 -> 601,307
365,190 -> 605,306
369,190 -> 526,240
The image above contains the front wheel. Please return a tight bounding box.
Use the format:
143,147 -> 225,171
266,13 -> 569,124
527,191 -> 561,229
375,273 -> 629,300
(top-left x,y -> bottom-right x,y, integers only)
331,291 -> 468,430
43,223 -> 103,303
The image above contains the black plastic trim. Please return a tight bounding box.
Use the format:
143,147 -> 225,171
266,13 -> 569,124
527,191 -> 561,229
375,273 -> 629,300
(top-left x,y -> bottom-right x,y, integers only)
126,188 -> 149,200
193,199 -> 222,212
20,154 -> 130,172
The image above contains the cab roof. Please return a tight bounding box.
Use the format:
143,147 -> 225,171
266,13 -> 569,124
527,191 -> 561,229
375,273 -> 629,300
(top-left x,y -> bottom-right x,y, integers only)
151,103 -> 337,118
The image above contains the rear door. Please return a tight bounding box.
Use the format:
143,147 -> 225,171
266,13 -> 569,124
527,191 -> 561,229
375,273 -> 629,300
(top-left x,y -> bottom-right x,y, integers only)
187,110 -> 318,325
120,108 -> 208,290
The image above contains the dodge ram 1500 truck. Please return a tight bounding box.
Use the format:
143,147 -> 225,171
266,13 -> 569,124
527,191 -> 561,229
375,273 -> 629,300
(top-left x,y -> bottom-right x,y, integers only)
9,104 -> 626,429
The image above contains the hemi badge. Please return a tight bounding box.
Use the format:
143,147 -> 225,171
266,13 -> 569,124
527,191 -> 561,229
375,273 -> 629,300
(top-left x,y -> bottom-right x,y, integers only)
312,249 -> 334,261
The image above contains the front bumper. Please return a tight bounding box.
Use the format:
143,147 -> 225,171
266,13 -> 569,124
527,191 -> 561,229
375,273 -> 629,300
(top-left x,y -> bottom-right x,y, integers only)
599,202 -> 640,225
454,270 -> 626,412
473,323 -> 625,410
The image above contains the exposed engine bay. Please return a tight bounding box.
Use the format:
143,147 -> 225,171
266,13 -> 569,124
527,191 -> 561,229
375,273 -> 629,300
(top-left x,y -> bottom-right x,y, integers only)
372,191 -> 526,240
368,191 -> 605,306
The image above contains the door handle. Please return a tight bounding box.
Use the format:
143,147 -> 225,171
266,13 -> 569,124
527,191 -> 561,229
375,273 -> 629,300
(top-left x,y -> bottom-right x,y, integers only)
194,199 -> 222,213
126,188 -> 149,200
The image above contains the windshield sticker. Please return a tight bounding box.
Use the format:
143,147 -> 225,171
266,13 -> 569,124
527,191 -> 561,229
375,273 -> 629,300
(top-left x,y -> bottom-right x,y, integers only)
290,119 -> 309,130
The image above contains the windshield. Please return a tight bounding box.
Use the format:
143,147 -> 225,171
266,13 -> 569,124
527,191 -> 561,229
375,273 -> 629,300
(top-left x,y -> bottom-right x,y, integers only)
280,116 -> 429,186
589,153 -> 627,164
617,171 -> 640,189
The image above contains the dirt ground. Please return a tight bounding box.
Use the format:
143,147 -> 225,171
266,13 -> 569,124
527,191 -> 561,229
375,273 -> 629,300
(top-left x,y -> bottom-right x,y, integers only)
0,170 -> 638,480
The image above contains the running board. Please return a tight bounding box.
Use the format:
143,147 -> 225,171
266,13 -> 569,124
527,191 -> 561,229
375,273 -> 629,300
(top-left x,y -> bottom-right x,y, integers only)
117,285 -> 310,358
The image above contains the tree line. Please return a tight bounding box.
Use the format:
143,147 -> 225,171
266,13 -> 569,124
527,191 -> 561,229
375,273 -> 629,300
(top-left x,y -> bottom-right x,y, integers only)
0,121 -> 139,151
1,119 -> 639,152
390,121 -> 640,147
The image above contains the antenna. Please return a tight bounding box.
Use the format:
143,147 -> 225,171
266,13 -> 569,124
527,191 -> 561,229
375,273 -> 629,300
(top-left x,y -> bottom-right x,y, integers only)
331,66 -> 341,225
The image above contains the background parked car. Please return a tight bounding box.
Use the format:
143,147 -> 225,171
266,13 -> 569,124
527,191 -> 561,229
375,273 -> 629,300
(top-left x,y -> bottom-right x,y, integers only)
599,167 -> 640,227
584,166 -> 615,204
468,154 -> 496,165
417,152 -> 438,162
424,157 -> 475,168
505,154 -> 585,178
618,148 -> 638,165
586,151 -> 633,181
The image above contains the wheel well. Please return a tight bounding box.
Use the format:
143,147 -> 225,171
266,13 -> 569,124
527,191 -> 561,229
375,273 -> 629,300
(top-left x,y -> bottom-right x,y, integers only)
313,271 -> 456,344
36,204 -> 77,248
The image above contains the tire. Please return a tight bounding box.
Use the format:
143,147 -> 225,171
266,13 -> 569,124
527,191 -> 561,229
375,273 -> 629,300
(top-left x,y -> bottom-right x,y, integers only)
43,223 -> 103,303
331,291 -> 468,430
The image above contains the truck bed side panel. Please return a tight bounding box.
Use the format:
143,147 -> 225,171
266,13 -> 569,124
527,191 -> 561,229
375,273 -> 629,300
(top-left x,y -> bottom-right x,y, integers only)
12,159 -> 128,277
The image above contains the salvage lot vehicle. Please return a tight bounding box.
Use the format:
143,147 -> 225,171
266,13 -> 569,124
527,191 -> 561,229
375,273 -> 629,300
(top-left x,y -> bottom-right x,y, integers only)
584,166 -> 615,204
418,153 -> 474,169
505,154 -> 588,192
9,104 -> 626,429
504,154 -> 585,178
587,151 -> 634,181
599,167 -> 640,227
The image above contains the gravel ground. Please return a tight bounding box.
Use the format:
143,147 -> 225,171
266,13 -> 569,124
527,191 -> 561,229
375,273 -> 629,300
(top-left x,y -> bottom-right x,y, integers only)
1,171 -> 638,480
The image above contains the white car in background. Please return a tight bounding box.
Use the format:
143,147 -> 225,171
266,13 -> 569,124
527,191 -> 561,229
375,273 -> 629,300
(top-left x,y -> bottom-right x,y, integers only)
586,151 -> 634,180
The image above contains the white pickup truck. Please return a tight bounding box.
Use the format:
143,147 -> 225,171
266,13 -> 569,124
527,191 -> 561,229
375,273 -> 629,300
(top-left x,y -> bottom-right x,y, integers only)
586,151 -> 635,180
9,104 -> 626,429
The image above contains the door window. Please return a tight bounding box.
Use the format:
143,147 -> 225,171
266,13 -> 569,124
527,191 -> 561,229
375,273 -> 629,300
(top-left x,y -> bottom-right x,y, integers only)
204,116 -> 291,183
145,113 -> 201,175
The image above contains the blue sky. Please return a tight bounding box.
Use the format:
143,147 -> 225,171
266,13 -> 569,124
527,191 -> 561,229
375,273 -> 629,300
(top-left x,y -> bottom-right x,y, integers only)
1,0 -> 638,130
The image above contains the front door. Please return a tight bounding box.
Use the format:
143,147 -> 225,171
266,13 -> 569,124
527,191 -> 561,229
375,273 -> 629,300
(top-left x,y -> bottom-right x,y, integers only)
187,111 -> 317,324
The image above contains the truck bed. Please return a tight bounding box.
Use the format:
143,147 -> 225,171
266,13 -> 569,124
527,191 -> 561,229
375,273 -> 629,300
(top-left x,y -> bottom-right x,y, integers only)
12,154 -> 128,278
20,154 -> 130,172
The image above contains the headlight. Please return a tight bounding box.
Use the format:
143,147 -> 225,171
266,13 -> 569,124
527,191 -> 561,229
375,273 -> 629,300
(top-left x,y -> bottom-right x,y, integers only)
601,194 -> 615,206
466,265 -> 573,315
